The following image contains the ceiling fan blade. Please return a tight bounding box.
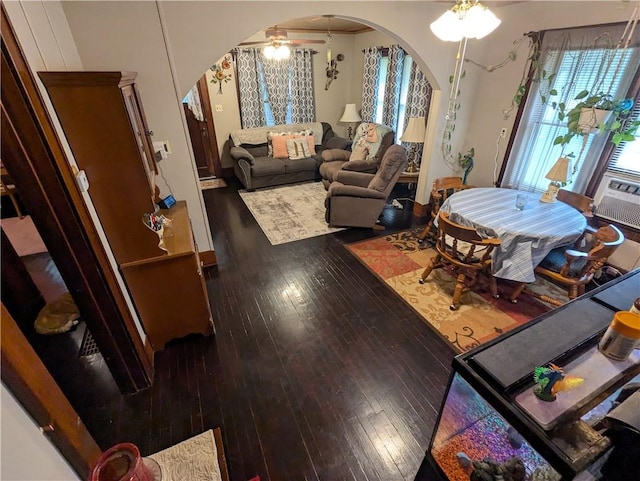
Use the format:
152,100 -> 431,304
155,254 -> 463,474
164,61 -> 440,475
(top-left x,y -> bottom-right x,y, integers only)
287,39 -> 326,45
238,41 -> 269,46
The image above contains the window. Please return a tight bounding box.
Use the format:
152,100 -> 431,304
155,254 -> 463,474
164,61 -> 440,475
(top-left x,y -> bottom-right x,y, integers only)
257,62 -> 292,126
606,100 -> 640,178
502,25 -> 640,193
373,55 -> 414,139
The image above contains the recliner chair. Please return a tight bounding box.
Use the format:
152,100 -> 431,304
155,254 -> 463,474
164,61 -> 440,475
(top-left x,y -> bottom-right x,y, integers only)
324,145 -> 407,228
319,122 -> 395,189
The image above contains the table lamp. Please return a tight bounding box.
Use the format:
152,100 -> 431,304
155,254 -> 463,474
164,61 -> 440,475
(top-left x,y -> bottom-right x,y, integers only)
340,104 -> 361,140
540,157 -> 570,203
400,117 -> 426,173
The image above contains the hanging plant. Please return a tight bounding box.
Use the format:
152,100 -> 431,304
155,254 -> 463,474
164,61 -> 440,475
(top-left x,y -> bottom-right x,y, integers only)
553,92 -> 639,149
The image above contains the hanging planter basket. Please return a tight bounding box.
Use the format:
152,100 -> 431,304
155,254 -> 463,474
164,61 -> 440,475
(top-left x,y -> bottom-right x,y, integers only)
577,107 -> 612,133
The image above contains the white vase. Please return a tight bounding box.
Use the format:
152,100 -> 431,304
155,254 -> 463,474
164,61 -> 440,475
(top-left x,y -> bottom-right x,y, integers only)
577,107 -> 611,133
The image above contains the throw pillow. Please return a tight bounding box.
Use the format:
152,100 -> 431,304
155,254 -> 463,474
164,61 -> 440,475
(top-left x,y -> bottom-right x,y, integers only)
271,135 -> 294,159
349,144 -> 369,162
286,138 -> 311,159
267,131 -> 290,157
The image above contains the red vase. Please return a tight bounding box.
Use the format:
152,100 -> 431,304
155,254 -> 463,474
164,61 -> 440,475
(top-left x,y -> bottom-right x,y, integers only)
89,443 -> 155,481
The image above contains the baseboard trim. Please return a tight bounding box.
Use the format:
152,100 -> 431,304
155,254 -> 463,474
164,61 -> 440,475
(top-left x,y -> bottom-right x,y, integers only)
199,250 -> 217,267
412,201 -> 429,217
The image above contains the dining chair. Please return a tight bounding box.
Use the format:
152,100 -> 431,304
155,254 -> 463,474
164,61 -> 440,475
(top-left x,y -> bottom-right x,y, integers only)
557,189 -> 594,218
419,211 -> 501,310
418,177 -> 473,243
518,224 -> 624,306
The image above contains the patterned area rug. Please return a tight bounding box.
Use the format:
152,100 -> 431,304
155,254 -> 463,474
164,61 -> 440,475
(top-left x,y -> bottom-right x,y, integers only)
200,178 -> 227,190
346,227 -> 569,352
239,181 -> 344,245
149,429 -> 225,481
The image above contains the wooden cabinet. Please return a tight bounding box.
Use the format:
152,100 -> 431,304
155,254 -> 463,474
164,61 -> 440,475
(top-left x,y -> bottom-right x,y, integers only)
121,202 -> 213,351
40,71 -> 213,351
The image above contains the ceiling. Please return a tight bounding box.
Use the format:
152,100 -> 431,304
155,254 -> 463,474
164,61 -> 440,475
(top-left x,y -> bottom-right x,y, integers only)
274,16 -> 373,35
269,3 -> 524,34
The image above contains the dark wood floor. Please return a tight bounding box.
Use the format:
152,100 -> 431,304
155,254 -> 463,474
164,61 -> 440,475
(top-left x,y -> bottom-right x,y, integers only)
42,180 -> 456,481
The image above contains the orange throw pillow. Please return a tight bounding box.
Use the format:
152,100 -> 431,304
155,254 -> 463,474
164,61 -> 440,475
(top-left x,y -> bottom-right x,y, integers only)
271,135 -> 294,158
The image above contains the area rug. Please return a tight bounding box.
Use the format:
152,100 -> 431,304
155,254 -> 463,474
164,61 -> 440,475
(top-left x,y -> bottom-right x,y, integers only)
200,178 -> 227,190
239,181 -> 344,245
346,227 -> 569,352
149,428 -> 228,481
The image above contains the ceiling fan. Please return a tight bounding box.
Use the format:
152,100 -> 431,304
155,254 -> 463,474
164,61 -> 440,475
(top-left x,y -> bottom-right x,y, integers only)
238,27 -> 326,48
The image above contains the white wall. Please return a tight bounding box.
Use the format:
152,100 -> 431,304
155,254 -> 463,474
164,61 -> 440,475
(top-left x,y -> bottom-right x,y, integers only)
1,384 -> 80,481
3,0 -> 148,342
26,1 -> 637,228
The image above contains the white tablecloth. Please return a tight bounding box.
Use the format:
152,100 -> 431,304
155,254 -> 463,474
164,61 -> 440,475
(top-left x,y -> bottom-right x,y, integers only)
439,188 -> 587,282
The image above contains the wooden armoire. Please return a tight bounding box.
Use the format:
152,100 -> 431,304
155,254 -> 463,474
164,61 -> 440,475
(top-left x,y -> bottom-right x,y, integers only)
39,71 -> 214,352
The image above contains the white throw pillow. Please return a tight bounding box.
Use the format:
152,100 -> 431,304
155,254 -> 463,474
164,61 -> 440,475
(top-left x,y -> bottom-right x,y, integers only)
286,138 -> 311,160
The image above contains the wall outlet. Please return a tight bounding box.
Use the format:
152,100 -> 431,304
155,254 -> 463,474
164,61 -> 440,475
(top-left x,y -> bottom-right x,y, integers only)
500,128 -> 508,138
215,104 -> 223,112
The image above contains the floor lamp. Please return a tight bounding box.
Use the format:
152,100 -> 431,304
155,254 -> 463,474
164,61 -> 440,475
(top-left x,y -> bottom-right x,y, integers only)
340,104 -> 361,140
401,117 -> 426,172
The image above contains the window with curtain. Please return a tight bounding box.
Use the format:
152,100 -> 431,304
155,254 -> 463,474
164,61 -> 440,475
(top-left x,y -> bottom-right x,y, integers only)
364,45 -> 431,144
502,24 -> 640,194
234,48 -> 315,128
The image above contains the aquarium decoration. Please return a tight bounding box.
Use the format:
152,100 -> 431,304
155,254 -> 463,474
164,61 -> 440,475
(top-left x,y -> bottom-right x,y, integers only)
533,363 -> 583,402
470,455 -> 526,481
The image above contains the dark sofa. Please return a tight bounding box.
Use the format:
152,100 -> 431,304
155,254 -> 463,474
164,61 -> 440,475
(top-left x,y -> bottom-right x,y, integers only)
229,122 -> 350,191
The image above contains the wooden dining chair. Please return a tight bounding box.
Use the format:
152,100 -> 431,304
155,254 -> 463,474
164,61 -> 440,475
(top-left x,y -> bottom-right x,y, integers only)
556,189 -> 594,218
419,211 -> 501,310
418,177 -> 473,243
519,224 -> 624,306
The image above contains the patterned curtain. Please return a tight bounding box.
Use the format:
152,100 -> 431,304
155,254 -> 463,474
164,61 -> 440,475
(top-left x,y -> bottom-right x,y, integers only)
361,47 -> 382,122
289,49 -> 315,123
234,48 -> 265,128
401,62 -> 432,161
382,45 -> 406,129
260,53 -> 290,125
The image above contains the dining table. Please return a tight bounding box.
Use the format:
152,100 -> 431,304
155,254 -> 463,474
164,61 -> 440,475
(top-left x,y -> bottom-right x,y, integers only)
438,187 -> 588,283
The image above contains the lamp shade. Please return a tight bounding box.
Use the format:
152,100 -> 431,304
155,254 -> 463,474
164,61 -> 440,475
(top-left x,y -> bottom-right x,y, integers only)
545,157 -> 570,183
401,117 -> 426,143
430,1 -> 501,42
340,104 -> 362,123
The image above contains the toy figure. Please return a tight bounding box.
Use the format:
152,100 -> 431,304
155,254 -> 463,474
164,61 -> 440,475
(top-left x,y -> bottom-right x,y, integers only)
533,363 -> 583,402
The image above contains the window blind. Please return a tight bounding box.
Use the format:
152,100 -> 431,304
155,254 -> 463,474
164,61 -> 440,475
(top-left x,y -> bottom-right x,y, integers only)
502,24 -> 640,193
606,99 -> 640,178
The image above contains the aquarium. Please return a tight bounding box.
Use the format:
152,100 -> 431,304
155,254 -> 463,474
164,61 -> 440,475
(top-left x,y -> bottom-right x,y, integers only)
430,373 -> 559,481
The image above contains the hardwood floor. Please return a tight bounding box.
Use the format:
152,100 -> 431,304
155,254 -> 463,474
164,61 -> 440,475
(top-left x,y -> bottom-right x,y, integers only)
70,180 -> 455,480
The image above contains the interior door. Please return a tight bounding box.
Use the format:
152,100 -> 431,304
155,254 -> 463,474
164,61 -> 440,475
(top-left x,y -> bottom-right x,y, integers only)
1,303 -> 102,478
184,76 -> 222,179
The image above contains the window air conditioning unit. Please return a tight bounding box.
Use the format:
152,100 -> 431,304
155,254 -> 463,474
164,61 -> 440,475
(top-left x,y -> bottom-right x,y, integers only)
594,173 -> 640,230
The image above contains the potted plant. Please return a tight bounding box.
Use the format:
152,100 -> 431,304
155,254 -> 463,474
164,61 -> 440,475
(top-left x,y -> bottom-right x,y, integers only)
457,148 -> 475,185
553,91 -> 639,148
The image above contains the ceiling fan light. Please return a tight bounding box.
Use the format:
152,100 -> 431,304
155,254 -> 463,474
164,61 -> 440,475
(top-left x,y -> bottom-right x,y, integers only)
464,4 -> 501,39
274,45 -> 290,60
264,45 -> 276,59
430,1 -> 500,42
430,10 -> 464,42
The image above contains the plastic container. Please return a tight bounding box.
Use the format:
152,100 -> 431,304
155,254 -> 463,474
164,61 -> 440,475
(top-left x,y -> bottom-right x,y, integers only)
599,311 -> 640,361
